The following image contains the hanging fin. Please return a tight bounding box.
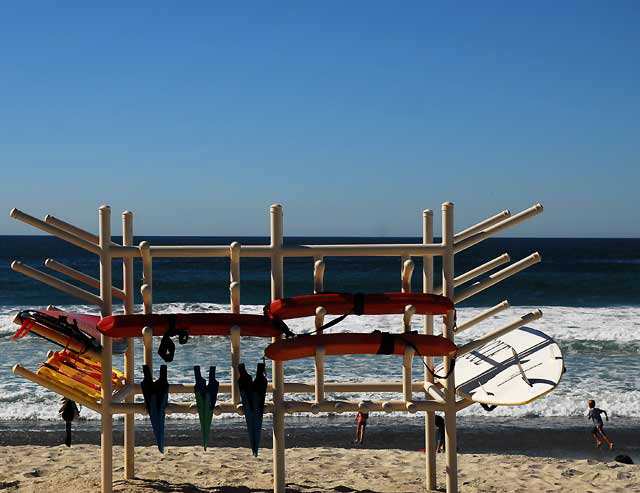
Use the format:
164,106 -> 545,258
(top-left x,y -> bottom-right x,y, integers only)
141,364 -> 169,453
194,365 -> 209,450
237,363 -> 256,456
251,362 -> 268,457
154,364 -> 169,453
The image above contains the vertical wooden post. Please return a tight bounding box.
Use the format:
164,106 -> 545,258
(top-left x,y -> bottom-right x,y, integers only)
230,241 -> 242,405
423,209 -> 437,490
230,242 -> 241,310
442,203 -> 458,493
230,325 -> 241,405
142,327 -> 153,368
401,258 -> 415,403
313,257 -> 326,405
99,205 -> 113,493
122,210 -> 135,480
140,241 -> 152,315
402,304 -> 415,402
313,257 -> 324,294
270,204 -> 285,493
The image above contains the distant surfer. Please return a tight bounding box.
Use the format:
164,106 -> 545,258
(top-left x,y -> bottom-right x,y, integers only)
587,399 -> 613,449
354,411 -> 368,445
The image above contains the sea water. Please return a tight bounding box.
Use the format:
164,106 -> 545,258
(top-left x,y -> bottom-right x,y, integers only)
0,236 -> 639,426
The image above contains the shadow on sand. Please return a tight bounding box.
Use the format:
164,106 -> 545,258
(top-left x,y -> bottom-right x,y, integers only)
114,478 -> 388,493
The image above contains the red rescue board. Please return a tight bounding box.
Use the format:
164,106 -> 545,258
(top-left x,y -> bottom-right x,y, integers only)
97,313 -> 283,338
265,332 -> 457,361
266,292 -> 454,320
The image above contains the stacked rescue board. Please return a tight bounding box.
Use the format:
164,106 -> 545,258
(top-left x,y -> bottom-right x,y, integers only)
11,291 -> 563,453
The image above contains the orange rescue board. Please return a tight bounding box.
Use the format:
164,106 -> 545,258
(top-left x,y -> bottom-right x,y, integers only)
265,333 -> 457,361
14,310 -> 103,355
266,292 -> 454,320
97,313 -> 283,338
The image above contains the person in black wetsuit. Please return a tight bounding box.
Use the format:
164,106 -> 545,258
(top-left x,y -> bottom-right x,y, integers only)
587,399 -> 613,449
435,414 -> 445,453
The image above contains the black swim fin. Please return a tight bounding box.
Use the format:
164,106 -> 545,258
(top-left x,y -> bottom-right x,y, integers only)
237,363 -> 256,455
250,362 -> 268,457
194,365 -> 219,450
141,364 -> 170,453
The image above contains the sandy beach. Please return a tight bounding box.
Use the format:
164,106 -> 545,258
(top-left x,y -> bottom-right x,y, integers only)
1,420 -> 638,492
0,444 -> 637,493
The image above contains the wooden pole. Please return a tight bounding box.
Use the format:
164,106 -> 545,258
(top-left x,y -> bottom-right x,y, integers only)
99,205 -> 113,493
140,241 -> 153,314
230,241 -> 242,404
270,204 -> 285,493
423,208 -> 437,490
453,209 -> 510,243
122,210 -> 135,480
142,327 -> 153,368
454,204 -> 543,253
313,258 -> 326,405
11,261 -> 103,306
442,203 -> 457,493
455,300 -> 510,334
44,259 -> 126,299
110,242 -> 446,258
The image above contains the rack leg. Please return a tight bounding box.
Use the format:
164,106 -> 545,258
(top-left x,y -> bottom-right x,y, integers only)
273,360 -> 285,493
425,410 -> 436,489
124,339 -> 135,479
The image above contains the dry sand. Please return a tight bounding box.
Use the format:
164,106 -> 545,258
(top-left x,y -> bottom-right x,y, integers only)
0,444 -> 638,493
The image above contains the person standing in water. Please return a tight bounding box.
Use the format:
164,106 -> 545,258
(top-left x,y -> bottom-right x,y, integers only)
354,411 -> 369,445
587,399 -> 613,449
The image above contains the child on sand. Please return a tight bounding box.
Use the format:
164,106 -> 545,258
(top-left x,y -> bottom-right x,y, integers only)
587,399 -> 613,449
354,411 -> 368,445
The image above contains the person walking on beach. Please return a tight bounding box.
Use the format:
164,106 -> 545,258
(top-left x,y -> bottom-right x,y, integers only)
587,399 -> 614,449
435,414 -> 445,453
354,411 -> 368,445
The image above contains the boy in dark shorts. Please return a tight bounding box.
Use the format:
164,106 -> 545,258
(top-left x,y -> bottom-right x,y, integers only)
587,399 -> 613,449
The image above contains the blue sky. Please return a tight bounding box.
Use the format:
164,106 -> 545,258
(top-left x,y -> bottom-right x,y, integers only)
1,2 -> 638,237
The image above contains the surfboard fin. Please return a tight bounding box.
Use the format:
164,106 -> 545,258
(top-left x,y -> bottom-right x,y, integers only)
511,348 -> 532,387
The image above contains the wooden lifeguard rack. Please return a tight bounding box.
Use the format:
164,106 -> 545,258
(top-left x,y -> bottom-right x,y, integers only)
9,202 -> 544,493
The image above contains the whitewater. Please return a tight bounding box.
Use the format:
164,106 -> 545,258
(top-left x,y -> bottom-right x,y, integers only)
1,303 -> 639,422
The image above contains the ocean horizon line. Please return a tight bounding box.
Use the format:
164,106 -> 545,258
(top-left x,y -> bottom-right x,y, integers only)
1,234 -> 639,240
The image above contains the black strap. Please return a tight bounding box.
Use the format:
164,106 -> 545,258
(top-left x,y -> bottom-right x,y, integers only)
397,333 -> 457,380
158,315 -> 190,363
311,292 -> 366,334
269,317 -> 296,339
158,335 -> 175,362
315,313 -> 349,333
18,310 -> 100,353
481,403 -> 497,412
352,292 -> 365,315
376,332 -> 395,355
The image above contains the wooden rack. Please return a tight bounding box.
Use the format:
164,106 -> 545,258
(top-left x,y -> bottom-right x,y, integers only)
9,202 -> 544,493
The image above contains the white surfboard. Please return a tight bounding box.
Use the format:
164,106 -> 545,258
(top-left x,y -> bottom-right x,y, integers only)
439,326 -> 564,406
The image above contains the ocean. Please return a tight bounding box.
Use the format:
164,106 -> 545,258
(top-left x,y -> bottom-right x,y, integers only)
1,235 -> 639,429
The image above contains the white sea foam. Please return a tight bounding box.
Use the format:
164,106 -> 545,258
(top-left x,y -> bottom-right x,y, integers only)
3,303 -> 640,342
1,303 -> 639,421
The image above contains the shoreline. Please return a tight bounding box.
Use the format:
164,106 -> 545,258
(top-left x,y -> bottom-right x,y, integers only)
2,417 -> 638,462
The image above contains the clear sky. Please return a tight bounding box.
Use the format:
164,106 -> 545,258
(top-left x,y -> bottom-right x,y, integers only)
1,2 -> 638,237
